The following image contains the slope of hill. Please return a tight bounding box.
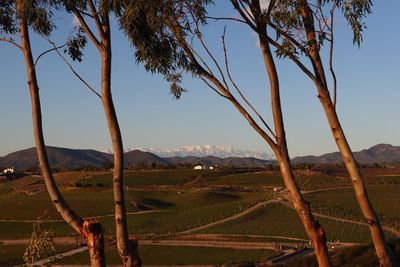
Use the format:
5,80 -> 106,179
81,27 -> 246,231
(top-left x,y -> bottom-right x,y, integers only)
0,147 -> 174,170
165,155 -> 271,167
0,146 -> 112,169
1,143 -> 398,170
292,144 -> 400,164
124,150 -> 170,167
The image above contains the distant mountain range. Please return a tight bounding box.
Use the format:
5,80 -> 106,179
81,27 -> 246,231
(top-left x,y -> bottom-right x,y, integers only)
292,144 -> 400,165
0,144 -> 399,170
105,145 -> 274,160
0,146 -> 272,170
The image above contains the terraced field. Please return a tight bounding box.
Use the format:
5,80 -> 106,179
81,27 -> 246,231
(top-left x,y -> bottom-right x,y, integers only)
1,168 -> 400,265
198,202 -> 387,243
0,186 -> 270,238
56,244 -> 279,265
305,185 -> 400,230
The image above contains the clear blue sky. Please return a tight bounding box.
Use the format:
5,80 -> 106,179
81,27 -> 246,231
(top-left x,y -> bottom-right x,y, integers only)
0,1 -> 399,157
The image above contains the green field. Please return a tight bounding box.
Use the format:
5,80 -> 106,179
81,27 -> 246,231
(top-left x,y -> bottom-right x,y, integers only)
305,185 -> 400,229
199,202 -> 392,243
0,244 -> 75,266
1,168 -> 400,265
207,171 -> 351,191
56,244 -> 279,265
0,188 -> 270,239
75,169 -> 256,187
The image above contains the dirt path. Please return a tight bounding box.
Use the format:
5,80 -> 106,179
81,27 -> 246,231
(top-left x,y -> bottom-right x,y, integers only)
26,246 -> 89,266
141,239 -> 279,250
0,209 -> 167,223
177,199 -> 279,234
311,210 -> 400,237
178,233 -> 309,242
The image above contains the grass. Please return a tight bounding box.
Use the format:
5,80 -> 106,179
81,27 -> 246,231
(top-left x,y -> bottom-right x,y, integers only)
199,202 -> 389,243
305,185 -> 400,230
76,169 -> 255,187
2,169 -> 400,265
0,244 -> 75,266
0,221 -> 72,239
284,238 -> 400,267
57,244 -> 279,265
207,171 -> 352,191
0,189 -> 271,238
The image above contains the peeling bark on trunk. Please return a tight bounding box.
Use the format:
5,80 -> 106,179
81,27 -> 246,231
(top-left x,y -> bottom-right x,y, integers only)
83,220 -> 106,267
18,3 -> 105,265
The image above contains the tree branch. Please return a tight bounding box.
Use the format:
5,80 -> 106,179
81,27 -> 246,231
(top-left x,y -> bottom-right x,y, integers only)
222,27 -> 277,139
0,37 -> 22,50
70,6 -> 102,51
187,43 -> 215,77
267,36 -> 318,84
329,3 -> 337,109
206,16 -> 248,25
34,43 -> 68,67
87,0 -> 106,43
47,39 -> 101,99
167,22 -> 277,149
200,77 -> 229,99
267,22 -> 309,56
230,0 -> 258,32
191,13 -> 230,92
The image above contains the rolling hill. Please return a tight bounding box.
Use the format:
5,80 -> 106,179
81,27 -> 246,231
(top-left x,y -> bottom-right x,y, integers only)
1,143 -> 399,170
165,155 -> 271,167
0,146 -> 112,169
292,144 -> 400,164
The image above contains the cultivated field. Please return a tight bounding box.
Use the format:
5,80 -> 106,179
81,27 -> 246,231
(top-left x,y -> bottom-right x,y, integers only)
1,167 -> 399,265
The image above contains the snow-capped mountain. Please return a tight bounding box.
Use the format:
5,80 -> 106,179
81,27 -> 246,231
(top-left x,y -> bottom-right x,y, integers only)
118,145 -> 274,160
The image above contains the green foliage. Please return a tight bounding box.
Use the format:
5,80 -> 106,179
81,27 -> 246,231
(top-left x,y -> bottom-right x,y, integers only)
269,0 -> 372,56
23,216 -> 56,264
117,0 -> 212,98
339,0 -> 372,46
0,0 -> 17,34
64,26 -> 87,62
0,0 -> 58,55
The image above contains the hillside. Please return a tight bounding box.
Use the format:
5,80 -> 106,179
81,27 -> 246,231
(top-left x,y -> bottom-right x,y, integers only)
124,150 -> 170,167
166,155 -> 271,167
1,143 -> 399,170
292,144 -> 400,164
0,146 -> 268,170
0,146 -> 112,169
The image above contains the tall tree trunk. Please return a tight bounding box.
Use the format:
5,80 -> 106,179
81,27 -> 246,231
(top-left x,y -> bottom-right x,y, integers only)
18,3 -> 105,266
317,86 -> 398,267
256,17 -> 332,266
277,151 -> 331,266
100,40 -> 141,267
297,1 -> 398,266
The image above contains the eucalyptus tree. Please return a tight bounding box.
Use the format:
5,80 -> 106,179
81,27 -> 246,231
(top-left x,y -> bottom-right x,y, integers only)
234,1 -> 398,266
0,1 -> 105,265
122,0 -> 398,266
61,1 -> 140,265
117,1 -> 332,265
